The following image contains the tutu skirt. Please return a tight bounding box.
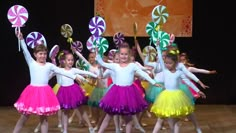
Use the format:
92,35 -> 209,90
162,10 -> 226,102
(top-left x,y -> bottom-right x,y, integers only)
88,87 -> 106,107
14,85 -> 60,116
80,82 -> 95,96
179,83 -> 195,104
141,80 -> 150,90
57,83 -> 88,109
99,84 -> 148,115
53,83 -> 60,94
133,79 -> 145,98
151,89 -> 194,118
145,82 -> 164,103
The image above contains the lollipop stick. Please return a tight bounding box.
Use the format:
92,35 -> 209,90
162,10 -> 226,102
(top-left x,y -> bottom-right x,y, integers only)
15,27 -> 21,52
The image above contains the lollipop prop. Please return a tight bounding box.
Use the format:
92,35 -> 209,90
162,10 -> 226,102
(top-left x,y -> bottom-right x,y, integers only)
72,41 -> 83,53
133,22 -> 138,40
89,16 -> 106,37
26,31 -> 47,49
7,5 -> 28,51
113,32 -> 125,48
61,24 -> 73,44
151,5 -> 169,25
142,46 -> 157,62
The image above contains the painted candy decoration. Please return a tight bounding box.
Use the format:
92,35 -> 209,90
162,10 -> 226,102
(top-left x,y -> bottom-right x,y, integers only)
113,32 -> 125,47
108,49 -> 117,60
96,37 -> 109,55
89,16 -> 106,37
168,33 -> 175,45
61,24 -> 73,38
49,45 -> 59,59
146,21 -> 157,37
86,35 -> 97,52
26,31 -> 47,49
72,41 -> 83,53
142,46 -> 157,62
152,5 -> 169,25
7,5 -> 28,27
76,58 -> 89,71
152,31 -> 170,49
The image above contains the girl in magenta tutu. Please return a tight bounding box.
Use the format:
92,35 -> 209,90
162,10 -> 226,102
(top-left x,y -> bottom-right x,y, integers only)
96,42 -> 161,133
56,51 -> 98,133
13,32 -> 82,133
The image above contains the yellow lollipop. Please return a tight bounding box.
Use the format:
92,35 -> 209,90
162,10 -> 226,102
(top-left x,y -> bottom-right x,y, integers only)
133,22 -> 138,40
61,24 -> 73,38
142,45 -> 157,62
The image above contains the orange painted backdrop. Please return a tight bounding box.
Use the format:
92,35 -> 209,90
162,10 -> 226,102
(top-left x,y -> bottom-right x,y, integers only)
95,0 -> 192,37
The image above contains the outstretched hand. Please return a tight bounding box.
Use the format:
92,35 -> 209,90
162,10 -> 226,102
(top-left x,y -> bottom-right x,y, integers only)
154,83 -> 163,88
198,91 -> 206,99
15,31 -> 23,40
198,80 -> 209,89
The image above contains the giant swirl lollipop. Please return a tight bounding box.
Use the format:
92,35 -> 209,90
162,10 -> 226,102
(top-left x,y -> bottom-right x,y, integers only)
113,32 -> 125,48
152,5 -> 169,25
142,46 -> 157,62
152,31 -> 170,50
61,24 -> 73,44
96,37 -> 109,55
7,5 -> 29,51
72,41 -> 83,53
26,31 -> 47,49
89,16 -> 106,37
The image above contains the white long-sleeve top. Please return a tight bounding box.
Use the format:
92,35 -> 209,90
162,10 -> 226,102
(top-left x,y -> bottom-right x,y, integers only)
20,40 -> 77,86
156,45 -> 200,92
96,54 -> 156,86
58,68 -> 97,86
188,67 -> 211,74
103,69 -> 116,84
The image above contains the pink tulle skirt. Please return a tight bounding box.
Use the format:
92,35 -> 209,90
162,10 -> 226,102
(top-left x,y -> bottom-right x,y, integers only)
14,85 -> 60,116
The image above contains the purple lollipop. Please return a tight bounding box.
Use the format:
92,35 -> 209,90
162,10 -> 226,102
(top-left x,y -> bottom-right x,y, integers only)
113,32 -> 125,48
26,31 -> 47,49
89,16 -> 106,37
72,41 -> 83,53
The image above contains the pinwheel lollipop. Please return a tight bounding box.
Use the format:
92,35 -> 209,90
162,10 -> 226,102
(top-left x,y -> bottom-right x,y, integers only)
61,24 -> 73,43
49,45 -> 60,59
108,49 -> 117,60
96,37 -> 109,55
86,35 -> 97,52
152,5 -> 169,25
133,22 -> 138,40
113,32 -> 125,48
72,41 -> 83,53
76,58 -> 89,71
142,46 -> 157,62
89,16 -> 106,37
7,5 -> 28,51
26,31 -> 47,49
152,31 -> 170,50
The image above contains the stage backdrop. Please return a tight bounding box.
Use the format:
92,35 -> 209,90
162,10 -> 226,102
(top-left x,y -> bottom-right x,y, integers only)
95,0 -> 192,37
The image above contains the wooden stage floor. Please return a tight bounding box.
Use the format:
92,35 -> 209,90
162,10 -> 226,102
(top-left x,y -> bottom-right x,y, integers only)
0,105 -> 236,133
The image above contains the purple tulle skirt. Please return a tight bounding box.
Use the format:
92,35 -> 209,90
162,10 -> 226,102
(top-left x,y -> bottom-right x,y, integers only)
14,85 -> 60,116
99,84 -> 148,115
57,83 -> 88,109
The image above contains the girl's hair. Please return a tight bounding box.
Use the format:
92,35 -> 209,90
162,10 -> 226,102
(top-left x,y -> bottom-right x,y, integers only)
33,44 -> 48,53
166,50 -> 179,63
57,50 -> 71,67
118,42 -> 130,51
179,52 -> 194,67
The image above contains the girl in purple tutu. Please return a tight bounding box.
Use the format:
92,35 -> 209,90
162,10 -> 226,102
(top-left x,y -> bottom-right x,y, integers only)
56,51 -> 98,133
96,42 -> 161,133
13,32 -> 83,133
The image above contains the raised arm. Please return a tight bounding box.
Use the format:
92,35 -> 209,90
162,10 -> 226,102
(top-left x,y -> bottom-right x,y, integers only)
72,48 -> 91,67
135,39 -> 145,62
73,68 -> 98,78
17,32 -> 34,64
96,54 -> 115,70
188,67 -> 217,74
156,45 -> 165,70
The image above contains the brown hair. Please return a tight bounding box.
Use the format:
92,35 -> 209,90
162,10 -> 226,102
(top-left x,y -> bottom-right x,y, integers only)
33,44 -> 48,54
179,52 -> 194,67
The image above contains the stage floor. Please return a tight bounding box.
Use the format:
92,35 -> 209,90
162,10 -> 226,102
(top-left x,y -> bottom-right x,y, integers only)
1,105 -> 236,133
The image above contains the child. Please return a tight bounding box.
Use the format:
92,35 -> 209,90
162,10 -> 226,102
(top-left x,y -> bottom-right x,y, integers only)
13,32 -> 83,133
96,42 -> 161,133
56,51 -> 98,133
151,42 -> 206,133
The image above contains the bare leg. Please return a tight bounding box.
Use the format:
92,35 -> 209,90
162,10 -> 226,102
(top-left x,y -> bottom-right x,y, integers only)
95,110 -> 106,131
152,118 -> 164,133
68,109 -> 76,123
125,115 -> 133,133
13,114 -> 30,133
114,115 -> 120,132
62,110 -> 69,133
78,106 -> 94,133
187,113 -> 202,133
133,115 -> 145,132
40,115 -> 48,133
34,122 -> 41,133
98,114 -> 112,133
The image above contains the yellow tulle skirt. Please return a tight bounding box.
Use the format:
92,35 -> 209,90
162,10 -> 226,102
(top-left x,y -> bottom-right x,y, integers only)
141,80 -> 150,90
80,82 -> 95,96
151,89 -> 194,118
53,84 -> 60,94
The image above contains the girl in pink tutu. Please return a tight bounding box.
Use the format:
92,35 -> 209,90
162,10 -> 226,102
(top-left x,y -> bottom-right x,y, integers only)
96,42 -> 161,133
13,32 -> 83,133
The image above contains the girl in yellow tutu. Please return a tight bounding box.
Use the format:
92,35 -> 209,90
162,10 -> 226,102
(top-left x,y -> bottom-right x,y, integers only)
151,42 -> 206,133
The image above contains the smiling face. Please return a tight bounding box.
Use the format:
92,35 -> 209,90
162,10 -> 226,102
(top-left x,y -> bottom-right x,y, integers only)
119,47 -> 129,63
64,53 -> 74,68
34,51 -> 47,63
